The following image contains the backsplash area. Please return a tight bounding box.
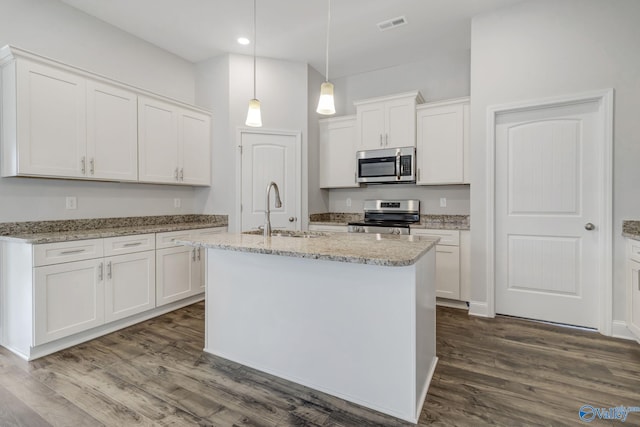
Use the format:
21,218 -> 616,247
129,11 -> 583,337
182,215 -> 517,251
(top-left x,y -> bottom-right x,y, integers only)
326,184 -> 470,215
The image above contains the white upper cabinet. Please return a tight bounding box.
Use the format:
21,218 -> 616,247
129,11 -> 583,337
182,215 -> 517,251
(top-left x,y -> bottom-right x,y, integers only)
86,81 -> 138,181
0,45 -> 211,186
416,97 -> 470,185
354,91 -> 423,150
7,59 -> 87,178
319,115 -> 359,188
138,96 -> 211,186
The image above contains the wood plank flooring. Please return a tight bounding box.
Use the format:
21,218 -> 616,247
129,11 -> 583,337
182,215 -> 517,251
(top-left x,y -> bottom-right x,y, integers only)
0,303 -> 639,426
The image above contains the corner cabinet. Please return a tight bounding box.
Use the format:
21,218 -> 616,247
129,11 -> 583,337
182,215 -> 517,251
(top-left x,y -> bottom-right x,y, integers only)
0,45 -> 211,186
138,96 -> 211,186
416,97 -> 470,185
319,115 -> 359,188
354,91 -> 424,150
626,239 -> 640,342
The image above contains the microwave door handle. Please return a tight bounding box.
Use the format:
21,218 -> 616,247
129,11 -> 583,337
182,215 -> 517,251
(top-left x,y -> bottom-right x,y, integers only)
396,152 -> 401,180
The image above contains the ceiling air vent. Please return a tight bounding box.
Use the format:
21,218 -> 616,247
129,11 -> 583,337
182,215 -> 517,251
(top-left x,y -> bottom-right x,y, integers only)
377,16 -> 407,31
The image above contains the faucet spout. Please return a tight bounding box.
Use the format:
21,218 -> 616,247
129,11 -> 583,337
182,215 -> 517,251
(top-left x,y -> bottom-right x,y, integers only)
264,181 -> 282,238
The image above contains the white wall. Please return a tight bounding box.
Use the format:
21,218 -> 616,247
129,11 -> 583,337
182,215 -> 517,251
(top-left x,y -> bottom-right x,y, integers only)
0,0 -> 199,222
469,0 -> 640,323
194,54 -> 309,231
324,50 -> 471,215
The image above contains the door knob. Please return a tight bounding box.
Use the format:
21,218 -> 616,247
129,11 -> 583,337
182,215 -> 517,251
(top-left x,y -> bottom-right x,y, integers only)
585,223 -> 595,231
289,217 -> 296,222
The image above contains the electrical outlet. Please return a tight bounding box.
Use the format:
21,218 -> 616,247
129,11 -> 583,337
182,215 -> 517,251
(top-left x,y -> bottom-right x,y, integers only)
65,196 -> 77,210
174,198 -> 181,208
346,198 -> 352,207
440,197 -> 447,208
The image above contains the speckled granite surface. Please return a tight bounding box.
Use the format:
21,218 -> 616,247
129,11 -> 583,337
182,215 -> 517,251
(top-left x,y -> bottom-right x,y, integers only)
177,232 -> 438,267
309,212 -> 470,230
308,213 -> 363,226
412,214 -> 470,230
0,214 -> 228,244
622,220 -> 640,240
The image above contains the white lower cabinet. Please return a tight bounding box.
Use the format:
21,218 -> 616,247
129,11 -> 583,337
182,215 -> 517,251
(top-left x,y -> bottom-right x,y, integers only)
411,229 -> 464,301
0,227 -> 225,360
626,239 -> 640,341
104,251 -> 155,323
34,259 -> 105,346
155,227 -> 225,306
308,224 -> 349,233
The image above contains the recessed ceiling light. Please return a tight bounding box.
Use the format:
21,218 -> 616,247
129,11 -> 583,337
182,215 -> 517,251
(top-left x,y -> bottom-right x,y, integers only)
237,37 -> 250,45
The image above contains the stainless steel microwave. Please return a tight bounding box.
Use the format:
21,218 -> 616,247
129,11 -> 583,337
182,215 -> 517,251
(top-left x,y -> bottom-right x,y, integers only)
356,147 -> 416,184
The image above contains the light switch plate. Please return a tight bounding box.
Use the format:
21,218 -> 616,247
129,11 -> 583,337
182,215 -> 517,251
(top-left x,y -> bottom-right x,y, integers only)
174,198 -> 181,208
439,197 -> 447,208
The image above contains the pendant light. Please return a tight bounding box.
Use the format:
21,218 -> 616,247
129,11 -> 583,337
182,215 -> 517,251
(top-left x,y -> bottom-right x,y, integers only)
316,0 -> 335,115
245,0 -> 262,127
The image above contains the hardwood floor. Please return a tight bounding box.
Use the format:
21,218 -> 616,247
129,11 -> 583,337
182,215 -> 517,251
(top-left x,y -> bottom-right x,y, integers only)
1,303 -> 639,426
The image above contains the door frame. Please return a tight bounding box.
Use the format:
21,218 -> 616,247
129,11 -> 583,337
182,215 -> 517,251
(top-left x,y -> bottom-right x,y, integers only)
235,127 -> 303,233
484,89 -> 614,334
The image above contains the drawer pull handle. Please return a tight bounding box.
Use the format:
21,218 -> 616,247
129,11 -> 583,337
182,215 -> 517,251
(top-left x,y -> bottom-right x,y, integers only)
107,261 -> 112,279
60,249 -> 85,255
123,242 -> 143,247
197,247 -> 201,261
98,262 -> 103,281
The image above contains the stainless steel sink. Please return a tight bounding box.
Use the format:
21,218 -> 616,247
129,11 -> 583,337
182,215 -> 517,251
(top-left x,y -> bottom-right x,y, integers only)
243,230 -> 327,238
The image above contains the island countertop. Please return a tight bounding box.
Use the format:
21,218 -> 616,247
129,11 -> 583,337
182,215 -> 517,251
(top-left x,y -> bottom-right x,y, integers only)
176,231 -> 438,267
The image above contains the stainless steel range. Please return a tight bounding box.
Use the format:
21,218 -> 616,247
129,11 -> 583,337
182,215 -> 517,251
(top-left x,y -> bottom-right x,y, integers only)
348,199 -> 420,235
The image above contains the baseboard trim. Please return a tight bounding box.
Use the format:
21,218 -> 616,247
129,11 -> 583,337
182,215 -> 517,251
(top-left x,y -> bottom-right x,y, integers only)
468,301 -> 492,318
436,298 -> 468,310
612,320 -> 637,341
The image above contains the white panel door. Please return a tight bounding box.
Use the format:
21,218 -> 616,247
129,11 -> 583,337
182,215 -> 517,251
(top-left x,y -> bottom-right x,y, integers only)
416,103 -> 464,184
179,109 -> 211,186
138,96 -> 179,184
34,259 -> 104,345
240,130 -> 301,232
16,60 -> 86,177
495,101 -> 601,327
104,251 -> 155,322
86,81 -> 138,181
385,97 -> 416,149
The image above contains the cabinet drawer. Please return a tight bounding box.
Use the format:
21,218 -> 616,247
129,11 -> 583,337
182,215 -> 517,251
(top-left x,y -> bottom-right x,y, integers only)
412,229 -> 459,246
34,239 -> 104,267
192,227 -> 227,238
104,233 -> 155,256
309,224 -> 348,233
629,239 -> 640,263
156,230 -> 194,249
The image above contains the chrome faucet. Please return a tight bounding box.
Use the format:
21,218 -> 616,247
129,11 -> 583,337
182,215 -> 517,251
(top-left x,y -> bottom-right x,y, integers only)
264,181 -> 282,238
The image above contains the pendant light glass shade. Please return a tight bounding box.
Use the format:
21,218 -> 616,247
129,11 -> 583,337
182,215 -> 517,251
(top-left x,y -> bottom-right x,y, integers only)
317,0 -> 335,116
246,98 -> 262,127
316,82 -> 335,115
245,0 -> 262,127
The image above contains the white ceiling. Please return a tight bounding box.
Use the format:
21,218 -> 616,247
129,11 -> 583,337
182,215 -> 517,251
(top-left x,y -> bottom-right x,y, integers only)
59,0 -> 522,78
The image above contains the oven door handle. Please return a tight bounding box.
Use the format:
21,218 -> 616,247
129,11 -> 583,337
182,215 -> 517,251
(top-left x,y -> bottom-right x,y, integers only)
396,151 -> 401,181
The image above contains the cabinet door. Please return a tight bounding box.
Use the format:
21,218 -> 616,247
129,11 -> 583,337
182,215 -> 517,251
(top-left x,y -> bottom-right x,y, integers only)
628,258 -> 640,341
385,98 -> 416,148
319,117 -> 358,188
459,230 -> 471,302
16,59 -> 86,177
179,109 -> 211,186
416,103 -> 464,184
156,246 -> 200,306
34,259 -> 104,345
86,81 -> 138,182
104,251 -> 155,322
434,245 -> 461,300
138,96 -> 179,184
357,102 -> 386,150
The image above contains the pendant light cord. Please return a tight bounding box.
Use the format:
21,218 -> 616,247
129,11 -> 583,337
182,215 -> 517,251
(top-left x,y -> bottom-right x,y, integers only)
325,0 -> 330,82
253,0 -> 257,99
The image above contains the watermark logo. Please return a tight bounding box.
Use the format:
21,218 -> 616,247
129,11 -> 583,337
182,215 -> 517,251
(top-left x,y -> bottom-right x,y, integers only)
579,404 -> 640,423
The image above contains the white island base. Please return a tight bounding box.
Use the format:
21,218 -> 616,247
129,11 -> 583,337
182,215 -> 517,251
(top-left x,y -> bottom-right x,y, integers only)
204,248 -> 437,423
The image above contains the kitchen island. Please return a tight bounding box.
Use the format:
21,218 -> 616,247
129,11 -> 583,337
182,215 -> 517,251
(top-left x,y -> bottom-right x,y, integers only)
177,232 -> 438,423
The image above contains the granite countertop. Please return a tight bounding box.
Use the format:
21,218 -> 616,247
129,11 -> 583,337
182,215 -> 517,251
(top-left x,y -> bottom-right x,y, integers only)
177,232 -> 438,267
0,214 -> 228,244
309,213 -> 470,230
622,220 -> 640,240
